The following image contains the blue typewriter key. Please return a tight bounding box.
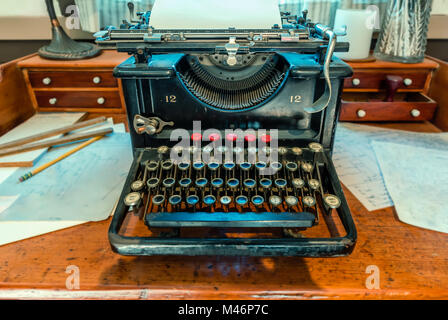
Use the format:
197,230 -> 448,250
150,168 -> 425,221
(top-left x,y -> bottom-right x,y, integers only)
163,178 -> 175,188
240,162 -> 252,171
162,160 -> 174,170
178,162 -> 190,171
220,196 -> 232,206
152,195 -> 165,206
169,195 -> 182,206
251,195 -> 264,207
208,162 -> 220,171
195,178 -> 208,188
275,178 -> 287,189
203,195 -> 216,206
193,161 -> 205,170
223,162 -> 235,171
147,177 -> 160,189
243,178 -> 256,189
286,162 -> 298,172
285,196 -> 298,208
211,178 -> 224,188
186,195 -> 199,206
255,161 -> 267,170
227,178 -> 239,188
259,178 -> 272,189
270,162 -> 282,171
179,178 -> 192,188
235,195 -> 248,206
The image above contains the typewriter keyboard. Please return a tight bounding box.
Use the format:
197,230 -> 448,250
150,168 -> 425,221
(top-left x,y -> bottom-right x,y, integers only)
124,143 -> 342,229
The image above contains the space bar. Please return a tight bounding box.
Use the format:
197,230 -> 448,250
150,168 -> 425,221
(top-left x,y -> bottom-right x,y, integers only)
146,211 -> 315,228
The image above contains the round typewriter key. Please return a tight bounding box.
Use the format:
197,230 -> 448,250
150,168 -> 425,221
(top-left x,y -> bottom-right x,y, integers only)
236,195 -> 248,206
189,146 -> 201,155
248,147 -> 258,154
147,177 -> 160,189
292,147 -> 303,156
220,196 -> 232,206
270,162 -> 282,171
261,134 -> 272,143
233,146 -> 243,154
275,178 -> 287,189
278,147 -> 288,156
179,178 -> 192,188
245,134 -> 256,143
285,196 -> 299,208
292,178 -> 305,189
169,195 -> 182,206
172,145 -> 184,154
262,146 -> 271,155
227,178 -> 239,188
162,160 -> 174,170
157,146 -> 169,155
255,161 -> 267,170
211,178 -> 224,188
240,162 -> 252,171
202,145 -> 213,154
323,194 -> 341,209
244,178 -> 257,189
260,178 -> 272,189
226,133 -> 238,142
251,195 -> 264,207
131,180 -> 144,192
301,162 -> 313,173
191,133 -> 202,142
195,178 -> 208,188
152,195 -> 165,206
308,142 -> 323,153
269,195 -> 282,208
208,133 -> 221,141
302,196 -> 316,207
216,146 -> 227,153
308,179 -> 320,190
124,192 -> 141,207
147,161 -> 159,172
163,178 -> 175,188
286,162 -> 298,172
208,162 -> 220,171
178,161 -> 190,171
193,161 -> 205,170
223,162 -> 235,171
203,195 -> 216,206
186,195 -> 199,206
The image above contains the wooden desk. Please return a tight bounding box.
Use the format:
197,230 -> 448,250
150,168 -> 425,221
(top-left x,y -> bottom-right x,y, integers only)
0,121 -> 447,300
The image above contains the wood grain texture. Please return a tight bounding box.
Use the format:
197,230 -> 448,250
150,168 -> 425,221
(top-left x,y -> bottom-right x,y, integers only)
35,90 -> 122,109
346,58 -> 439,70
0,122 -> 446,300
344,70 -> 429,91
428,56 -> 448,132
0,54 -> 36,136
29,71 -> 118,88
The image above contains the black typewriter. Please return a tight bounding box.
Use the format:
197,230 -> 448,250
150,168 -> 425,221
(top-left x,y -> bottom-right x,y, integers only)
95,10 -> 357,257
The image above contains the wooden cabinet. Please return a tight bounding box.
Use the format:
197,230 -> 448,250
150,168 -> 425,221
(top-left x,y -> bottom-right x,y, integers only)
17,50 -> 130,125
341,58 -> 439,122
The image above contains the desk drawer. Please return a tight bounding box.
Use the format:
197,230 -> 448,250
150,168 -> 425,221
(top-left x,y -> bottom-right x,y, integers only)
35,90 -> 121,109
339,92 -> 437,121
343,70 -> 428,91
29,71 -> 117,88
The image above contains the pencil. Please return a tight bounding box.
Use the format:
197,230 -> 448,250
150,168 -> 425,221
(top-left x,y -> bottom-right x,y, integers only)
18,135 -> 104,182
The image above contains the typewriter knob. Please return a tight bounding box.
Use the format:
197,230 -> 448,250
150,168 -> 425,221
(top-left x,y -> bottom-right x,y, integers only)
357,109 -> 367,118
134,115 -> 174,136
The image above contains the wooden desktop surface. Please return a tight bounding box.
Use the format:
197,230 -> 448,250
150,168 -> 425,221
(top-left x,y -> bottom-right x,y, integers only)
0,122 -> 447,300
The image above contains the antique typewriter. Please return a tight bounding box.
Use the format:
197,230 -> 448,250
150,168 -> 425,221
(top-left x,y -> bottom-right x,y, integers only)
95,8 -> 357,257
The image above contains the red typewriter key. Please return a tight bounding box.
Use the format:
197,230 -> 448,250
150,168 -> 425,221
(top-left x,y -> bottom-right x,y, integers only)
208,133 -> 221,141
244,134 -> 256,142
191,133 -> 202,142
226,133 -> 238,142
261,134 -> 272,143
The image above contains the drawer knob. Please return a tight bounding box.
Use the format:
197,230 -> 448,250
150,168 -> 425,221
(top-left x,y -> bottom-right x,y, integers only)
410,109 -> 421,118
49,98 -> 57,105
404,78 -> 413,86
42,77 -> 52,85
97,97 -> 106,105
357,109 -> 366,118
352,78 -> 361,86
93,76 -> 102,84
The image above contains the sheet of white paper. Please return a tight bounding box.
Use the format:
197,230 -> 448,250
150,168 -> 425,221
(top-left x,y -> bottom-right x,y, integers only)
150,0 -> 282,29
372,141 -> 448,233
333,123 -> 448,211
